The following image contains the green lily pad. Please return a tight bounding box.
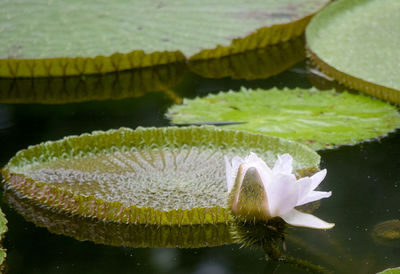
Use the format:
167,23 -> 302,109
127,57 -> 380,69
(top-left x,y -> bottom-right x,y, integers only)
378,267 -> 400,274
306,0 -> 400,104
4,189 -> 232,248
188,36 -> 306,80
1,126 -> 319,225
166,88 -> 400,150
0,0 -> 329,77
0,62 -> 185,104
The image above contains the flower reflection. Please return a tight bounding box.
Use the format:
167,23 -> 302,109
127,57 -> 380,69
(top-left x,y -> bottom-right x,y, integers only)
225,152 -> 334,229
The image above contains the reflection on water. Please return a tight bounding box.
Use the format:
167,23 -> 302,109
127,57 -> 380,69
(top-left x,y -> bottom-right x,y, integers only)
188,36 -> 305,80
0,38 -> 399,273
3,188 -> 233,249
0,63 -> 186,104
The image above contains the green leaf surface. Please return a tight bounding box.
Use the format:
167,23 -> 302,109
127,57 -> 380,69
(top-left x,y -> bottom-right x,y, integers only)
1,126 -> 319,225
306,0 -> 400,103
0,0 -> 329,77
167,88 -> 400,150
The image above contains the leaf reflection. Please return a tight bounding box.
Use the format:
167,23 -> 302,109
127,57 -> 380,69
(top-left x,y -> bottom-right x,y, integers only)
3,188 -> 233,248
232,219 -> 332,273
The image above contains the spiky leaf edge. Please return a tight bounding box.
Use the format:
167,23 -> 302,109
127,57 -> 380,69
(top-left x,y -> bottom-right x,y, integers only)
1,126 -> 320,225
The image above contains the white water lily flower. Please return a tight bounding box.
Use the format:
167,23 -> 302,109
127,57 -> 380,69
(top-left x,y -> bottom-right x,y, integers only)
225,152 -> 334,229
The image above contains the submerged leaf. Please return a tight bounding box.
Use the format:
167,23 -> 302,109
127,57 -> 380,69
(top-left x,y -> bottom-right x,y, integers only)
372,219 -> 400,247
306,0 -> 400,104
1,126 -> 319,225
0,0 -> 329,77
167,88 -> 400,150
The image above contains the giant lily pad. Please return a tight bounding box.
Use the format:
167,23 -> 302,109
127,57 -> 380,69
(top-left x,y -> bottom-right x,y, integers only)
0,0 -> 329,77
306,0 -> 400,104
1,126 -> 319,225
166,88 -> 400,150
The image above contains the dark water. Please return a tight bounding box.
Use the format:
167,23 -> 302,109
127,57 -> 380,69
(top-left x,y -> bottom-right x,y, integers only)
0,50 -> 399,273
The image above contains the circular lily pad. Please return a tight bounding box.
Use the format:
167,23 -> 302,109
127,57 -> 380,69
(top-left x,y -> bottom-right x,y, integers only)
166,88 -> 400,150
306,0 -> 400,104
0,0 -> 329,77
1,126 -> 319,225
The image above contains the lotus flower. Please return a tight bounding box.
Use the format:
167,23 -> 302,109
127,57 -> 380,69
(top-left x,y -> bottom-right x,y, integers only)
225,152 -> 334,229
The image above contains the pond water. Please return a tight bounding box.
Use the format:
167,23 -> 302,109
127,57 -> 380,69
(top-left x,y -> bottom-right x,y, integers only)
0,51 -> 399,273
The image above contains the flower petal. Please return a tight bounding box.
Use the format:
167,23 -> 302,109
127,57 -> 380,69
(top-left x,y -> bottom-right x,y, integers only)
297,177 -> 313,201
272,154 -> 293,174
297,191 -> 332,206
310,169 -> 327,190
280,209 -> 335,229
231,156 -> 244,174
267,173 -> 298,216
225,156 -> 234,192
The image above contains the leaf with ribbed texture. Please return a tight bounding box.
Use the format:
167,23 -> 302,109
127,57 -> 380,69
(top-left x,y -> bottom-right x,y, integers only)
0,0 -> 329,77
1,126 -> 320,225
306,0 -> 400,104
167,88 -> 400,150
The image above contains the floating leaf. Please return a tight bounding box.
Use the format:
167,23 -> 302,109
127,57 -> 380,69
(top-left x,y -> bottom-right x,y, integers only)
167,88 -> 400,150
1,126 -> 319,225
188,36 -> 305,80
306,0 -> 400,104
4,189 -> 232,248
0,62 -> 185,104
0,0 -> 329,77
